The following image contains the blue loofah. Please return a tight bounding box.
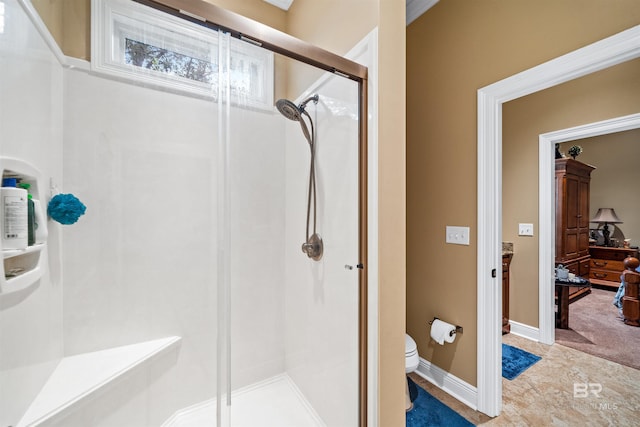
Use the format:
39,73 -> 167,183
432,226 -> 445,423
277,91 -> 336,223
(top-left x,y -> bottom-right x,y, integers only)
48,193 -> 86,225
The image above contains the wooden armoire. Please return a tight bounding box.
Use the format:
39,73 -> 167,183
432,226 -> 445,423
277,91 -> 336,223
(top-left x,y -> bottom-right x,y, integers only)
555,158 -> 595,278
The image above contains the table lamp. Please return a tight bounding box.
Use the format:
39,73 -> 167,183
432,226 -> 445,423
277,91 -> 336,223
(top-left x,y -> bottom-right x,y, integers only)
591,208 -> 622,247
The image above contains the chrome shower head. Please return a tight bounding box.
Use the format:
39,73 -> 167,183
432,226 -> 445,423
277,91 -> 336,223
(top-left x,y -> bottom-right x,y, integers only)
275,94 -> 319,122
275,99 -> 301,121
276,95 -> 318,146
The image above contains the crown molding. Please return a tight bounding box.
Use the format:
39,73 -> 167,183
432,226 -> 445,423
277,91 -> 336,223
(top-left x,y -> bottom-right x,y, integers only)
406,0 -> 439,26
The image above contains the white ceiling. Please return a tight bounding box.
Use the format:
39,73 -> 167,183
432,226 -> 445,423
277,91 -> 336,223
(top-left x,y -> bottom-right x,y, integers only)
406,0 -> 439,26
263,0 -> 294,11
262,0 -> 437,25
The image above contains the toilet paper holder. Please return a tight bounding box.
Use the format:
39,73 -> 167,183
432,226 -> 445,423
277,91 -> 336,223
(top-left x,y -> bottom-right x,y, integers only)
429,317 -> 463,337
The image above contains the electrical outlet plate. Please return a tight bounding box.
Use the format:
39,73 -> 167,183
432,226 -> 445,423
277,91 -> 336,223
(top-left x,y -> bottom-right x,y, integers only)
518,223 -> 534,236
446,226 -> 470,245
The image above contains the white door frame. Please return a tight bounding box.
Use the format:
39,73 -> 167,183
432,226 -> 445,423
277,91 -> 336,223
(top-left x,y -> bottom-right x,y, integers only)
476,25 -> 640,417
538,113 -> 640,345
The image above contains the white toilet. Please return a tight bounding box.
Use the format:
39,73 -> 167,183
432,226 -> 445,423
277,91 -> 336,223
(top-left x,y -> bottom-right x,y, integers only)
405,334 -> 419,410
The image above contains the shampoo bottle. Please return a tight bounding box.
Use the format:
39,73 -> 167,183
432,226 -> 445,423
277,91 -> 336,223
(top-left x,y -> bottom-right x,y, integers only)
1,178 -> 28,250
18,183 -> 35,246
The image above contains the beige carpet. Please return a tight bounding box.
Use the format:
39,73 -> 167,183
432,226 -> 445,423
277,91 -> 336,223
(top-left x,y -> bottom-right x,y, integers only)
555,287 -> 640,370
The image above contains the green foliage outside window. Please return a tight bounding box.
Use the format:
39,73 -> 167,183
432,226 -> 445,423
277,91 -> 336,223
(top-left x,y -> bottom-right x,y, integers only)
125,39 -> 215,84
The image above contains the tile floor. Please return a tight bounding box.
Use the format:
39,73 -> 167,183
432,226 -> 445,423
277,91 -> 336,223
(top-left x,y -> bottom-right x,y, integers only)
410,333 -> 640,426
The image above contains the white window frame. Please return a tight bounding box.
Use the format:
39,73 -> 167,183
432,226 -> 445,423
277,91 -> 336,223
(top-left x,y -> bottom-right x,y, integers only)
91,0 -> 274,110
0,1 -> 5,34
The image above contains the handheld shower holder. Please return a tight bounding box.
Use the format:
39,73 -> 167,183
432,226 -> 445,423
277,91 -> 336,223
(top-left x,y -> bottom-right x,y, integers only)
302,233 -> 323,261
276,94 -> 322,262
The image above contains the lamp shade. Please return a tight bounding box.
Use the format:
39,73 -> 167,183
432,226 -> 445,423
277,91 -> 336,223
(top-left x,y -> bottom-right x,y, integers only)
591,208 -> 623,224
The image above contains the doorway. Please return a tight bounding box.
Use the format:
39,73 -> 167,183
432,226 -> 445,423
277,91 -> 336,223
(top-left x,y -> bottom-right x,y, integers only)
539,115 -> 640,342
476,26 -> 640,417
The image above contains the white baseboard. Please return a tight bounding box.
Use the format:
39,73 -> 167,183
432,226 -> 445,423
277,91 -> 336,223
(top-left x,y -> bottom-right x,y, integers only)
413,357 -> 477,411
412,321 -> 541,415
508,320 -> 540,342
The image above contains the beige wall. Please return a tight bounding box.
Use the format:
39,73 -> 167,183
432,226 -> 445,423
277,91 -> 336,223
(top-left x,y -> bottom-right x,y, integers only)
62,0 -> 90,59
31,0 -> 64,50
31,0 -> 91,60
204,0 -> 286,29
503,59 -> 640,327
407,0 -> 640,387
375,3 -> 406,425
559,129 -> 640,250
285,0 -> 378,98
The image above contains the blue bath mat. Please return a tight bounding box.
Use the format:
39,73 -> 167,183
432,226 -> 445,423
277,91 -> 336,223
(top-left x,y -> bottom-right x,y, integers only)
406,377 -> 473,427
502,343 -> 541,380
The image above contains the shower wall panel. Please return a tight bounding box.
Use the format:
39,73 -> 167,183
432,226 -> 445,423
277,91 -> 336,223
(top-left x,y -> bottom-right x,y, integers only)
0,1 -> 64,425
63,65 -> 287,420
227,109 -> 287,390
283,77 -> 360,426
63,67 -> 219,421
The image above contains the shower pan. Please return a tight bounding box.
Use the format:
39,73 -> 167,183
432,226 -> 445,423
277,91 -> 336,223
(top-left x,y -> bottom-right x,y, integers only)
0,0 -> 368,426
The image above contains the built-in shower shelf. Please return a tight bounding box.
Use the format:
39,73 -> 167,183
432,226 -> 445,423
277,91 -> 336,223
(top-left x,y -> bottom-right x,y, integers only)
2,243 -> 45,259
0,157 -> 49,296
16,336 -> 182,427
1,243 -> 45,294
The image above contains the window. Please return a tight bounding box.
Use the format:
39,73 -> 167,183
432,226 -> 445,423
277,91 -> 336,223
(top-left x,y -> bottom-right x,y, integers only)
0,2 -> 5,34
91,0 -> 274,109
124,38 -> 215,84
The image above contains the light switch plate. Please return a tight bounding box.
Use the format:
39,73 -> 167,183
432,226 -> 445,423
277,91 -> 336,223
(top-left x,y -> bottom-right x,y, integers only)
519,223 -> 534,236
446,226 -> 470,245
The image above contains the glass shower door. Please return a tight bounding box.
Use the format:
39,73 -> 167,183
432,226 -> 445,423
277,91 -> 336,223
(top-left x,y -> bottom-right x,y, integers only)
219,44 -> 361,426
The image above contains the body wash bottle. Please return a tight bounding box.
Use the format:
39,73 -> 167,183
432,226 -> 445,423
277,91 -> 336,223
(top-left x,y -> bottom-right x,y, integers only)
1,178 -> 28,250
18,183 -> 35,246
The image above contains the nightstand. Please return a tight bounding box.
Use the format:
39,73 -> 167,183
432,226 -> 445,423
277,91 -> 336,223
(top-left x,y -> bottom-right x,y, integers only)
589,246 -> 639,289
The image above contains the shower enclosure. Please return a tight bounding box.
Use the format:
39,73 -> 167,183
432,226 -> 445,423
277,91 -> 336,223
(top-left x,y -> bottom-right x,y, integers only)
0,0 -> 368,426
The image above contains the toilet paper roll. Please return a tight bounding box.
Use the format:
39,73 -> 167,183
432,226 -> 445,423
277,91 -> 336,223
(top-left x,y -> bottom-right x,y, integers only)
430,319 -> 457,345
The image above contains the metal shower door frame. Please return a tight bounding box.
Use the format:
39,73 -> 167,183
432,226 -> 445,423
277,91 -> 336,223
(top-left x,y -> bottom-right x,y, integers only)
134,1 -> 369,425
